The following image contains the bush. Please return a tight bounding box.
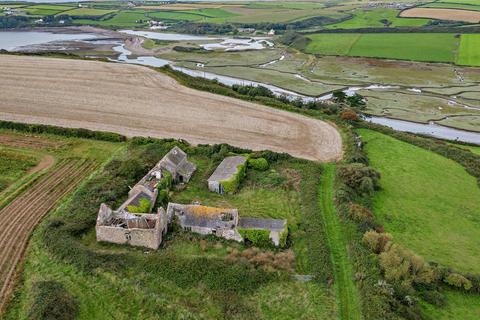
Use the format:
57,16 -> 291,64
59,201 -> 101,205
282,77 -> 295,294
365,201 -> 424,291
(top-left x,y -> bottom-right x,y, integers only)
362,230 -> 392,254
349,203 -> 374,223
337,163 -> 381,196
157,189 -> 169,207
126,198 -> 151,213
28,281 -> 79,320
444,273 -> 473,291
421,290 -> 446,307
238,229 -> 272,248
248,158 -> 269,171
340,110 -> 359,122
158,171 -> 173,190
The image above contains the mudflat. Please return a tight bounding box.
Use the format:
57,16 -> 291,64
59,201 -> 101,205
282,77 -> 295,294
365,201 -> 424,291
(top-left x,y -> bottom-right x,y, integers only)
0,55 -> 342,161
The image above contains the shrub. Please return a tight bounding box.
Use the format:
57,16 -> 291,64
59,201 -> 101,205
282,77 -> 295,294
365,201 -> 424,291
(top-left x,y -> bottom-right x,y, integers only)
337,163 -> 381,196
420,290 -> 446,307
379,243 -> 437,289
127,198 -> 151,213
28,280 -> 79,320
362,230 -> 392,254
157,189 -> 169,207
444,273 -> 473,291
238,229 -> 272,248
158,171 -> 173,190
340,110 -> 359,122
248,157 -> 269,171
349,203 -> 374,223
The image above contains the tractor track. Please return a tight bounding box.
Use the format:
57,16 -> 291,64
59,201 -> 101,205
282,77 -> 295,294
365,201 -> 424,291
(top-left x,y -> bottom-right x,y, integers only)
0,159 -> 96,313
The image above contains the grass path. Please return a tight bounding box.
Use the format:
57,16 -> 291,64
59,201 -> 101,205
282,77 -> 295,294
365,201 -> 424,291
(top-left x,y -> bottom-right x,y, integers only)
320,164 -> 362,320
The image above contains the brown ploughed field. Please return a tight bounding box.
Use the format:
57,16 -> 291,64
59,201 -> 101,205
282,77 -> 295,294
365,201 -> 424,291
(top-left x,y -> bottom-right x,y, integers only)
400,8 -> 480,23
0,159 -> 96,313
0,55 -> 342,162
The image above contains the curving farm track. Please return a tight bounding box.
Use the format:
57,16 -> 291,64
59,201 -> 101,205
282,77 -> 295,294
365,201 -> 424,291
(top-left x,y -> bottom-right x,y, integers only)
0,159 -> 96,313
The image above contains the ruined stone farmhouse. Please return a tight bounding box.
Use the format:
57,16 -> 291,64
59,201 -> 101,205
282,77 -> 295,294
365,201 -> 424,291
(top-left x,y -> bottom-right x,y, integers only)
159,146 -> 196,183
167,203 -> 243,242
96,147 -> 195,250
167,202 -> 287,246
207,155 -> 246,194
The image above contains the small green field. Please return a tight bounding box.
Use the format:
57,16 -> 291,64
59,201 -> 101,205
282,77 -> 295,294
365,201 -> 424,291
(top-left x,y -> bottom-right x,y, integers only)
456,34 -> 480,66
75,10 -> 149,27
438,0 -> 480,5
306,33 -> 458,63
22,4 -> 74,16
61,8 -> 117,17
359,129 -> 480,273
0,148 -> 38,192
325,8 -> 430,29
421,290 -> 480,319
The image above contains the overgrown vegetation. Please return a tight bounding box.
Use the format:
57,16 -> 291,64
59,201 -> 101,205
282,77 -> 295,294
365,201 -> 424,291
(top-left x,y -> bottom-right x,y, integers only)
28,281 -> 79,320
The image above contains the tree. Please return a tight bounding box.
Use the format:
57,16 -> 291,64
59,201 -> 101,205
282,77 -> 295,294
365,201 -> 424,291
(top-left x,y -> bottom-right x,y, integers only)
362,230 -> 392,253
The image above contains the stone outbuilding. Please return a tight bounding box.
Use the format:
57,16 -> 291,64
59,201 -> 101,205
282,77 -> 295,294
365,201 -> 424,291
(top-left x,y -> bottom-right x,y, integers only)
207,156 -> 246,194
167,203 -> 243,242
96,205 -> 168,250
238,217 -> 287,247
158,146 -> 196,183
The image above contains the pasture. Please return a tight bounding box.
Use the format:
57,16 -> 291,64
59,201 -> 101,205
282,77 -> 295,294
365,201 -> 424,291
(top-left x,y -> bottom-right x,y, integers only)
420,290 -> 480,319
61,8 -> 117,17
305,33 -> 458,63
75,10 -> 149,27
456,34 -> 480,66
326,8 -> 430,29
359,129 -> 480,273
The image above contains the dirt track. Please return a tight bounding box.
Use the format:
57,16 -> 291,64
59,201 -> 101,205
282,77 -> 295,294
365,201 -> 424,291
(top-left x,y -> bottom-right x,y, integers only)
0,159 -> 95,313
0,55 -> 342,162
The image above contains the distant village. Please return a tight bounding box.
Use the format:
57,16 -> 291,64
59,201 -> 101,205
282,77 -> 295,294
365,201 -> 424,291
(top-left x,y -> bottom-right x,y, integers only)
96,146 -> 287,250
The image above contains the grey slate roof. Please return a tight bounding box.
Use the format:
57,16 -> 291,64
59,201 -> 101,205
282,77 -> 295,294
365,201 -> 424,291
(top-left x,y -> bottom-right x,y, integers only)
208,156 -> 246,182
238,217 -> 286,231
159,146 -> 196,180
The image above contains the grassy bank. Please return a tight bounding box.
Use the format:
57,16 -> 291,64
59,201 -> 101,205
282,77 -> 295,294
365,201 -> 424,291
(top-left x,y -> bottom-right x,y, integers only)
359,129 -> 480,273
319,164 -> 362,320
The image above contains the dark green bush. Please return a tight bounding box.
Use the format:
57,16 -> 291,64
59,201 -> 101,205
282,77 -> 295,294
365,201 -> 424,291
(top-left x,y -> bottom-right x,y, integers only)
28,281 -> 78,320
248,158 -> 269,171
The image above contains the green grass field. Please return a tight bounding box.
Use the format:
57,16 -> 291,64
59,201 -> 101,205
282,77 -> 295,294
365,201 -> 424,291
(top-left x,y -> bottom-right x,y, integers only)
359,129 -> 480,273
75,10 -> 149,27
420,290 -> 480,319
438,0 -> 480,5
456,34 -> 480,66
21,4 -> 74,16
306,33 -> 458,63
0,148 -> 38,192
325,8 -> 430,29
61,8 -> 117,17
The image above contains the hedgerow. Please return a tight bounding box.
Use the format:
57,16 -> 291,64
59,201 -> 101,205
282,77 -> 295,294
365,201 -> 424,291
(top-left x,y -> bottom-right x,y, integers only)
0,120 -> 126,142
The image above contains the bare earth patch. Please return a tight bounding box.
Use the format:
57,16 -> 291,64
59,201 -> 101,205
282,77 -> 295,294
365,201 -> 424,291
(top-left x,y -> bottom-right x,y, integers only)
0,55 -> 342,162
400,8 -> 480,23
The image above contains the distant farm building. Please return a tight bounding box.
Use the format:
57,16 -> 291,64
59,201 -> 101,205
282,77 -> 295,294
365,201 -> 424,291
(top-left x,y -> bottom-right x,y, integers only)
159,146 -> 196,183
207,155 -> 246,194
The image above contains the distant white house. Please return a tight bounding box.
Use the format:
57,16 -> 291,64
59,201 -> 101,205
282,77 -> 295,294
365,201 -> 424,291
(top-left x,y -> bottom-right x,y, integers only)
267,29 -> 276,36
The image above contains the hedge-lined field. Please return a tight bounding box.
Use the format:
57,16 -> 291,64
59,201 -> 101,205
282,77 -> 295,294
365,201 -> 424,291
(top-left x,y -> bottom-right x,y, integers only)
305,33 -> 459,63
359,129 -> 480,273
325,8 -> 430,29
456,34 -> 480,66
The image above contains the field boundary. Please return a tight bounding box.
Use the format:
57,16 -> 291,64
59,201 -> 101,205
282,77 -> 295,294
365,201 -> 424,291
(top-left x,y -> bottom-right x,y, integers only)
319,164 -> 362,320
